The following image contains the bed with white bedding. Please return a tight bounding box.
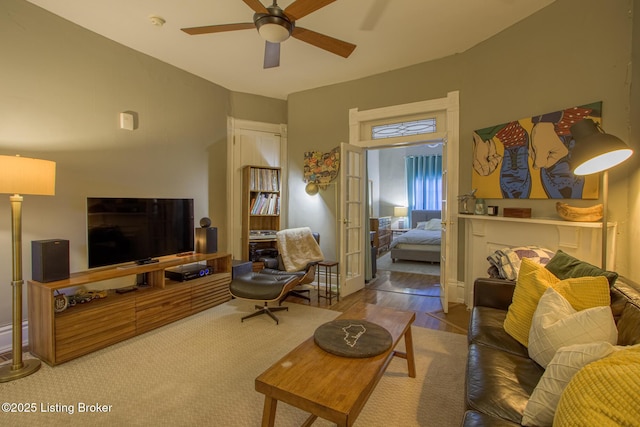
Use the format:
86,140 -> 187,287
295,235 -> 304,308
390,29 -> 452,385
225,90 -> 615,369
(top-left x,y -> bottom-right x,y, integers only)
389,210 -> 441,263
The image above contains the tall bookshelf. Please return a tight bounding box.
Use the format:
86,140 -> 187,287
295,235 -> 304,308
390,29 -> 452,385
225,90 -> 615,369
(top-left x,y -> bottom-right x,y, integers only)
242,165 -> 281,263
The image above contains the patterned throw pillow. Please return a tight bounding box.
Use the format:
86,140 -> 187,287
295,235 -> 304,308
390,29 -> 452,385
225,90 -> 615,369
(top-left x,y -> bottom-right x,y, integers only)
503,258 -> 611,347
527,287 -> 617,368
522,341 -> 618,427
487,246 -> 555,280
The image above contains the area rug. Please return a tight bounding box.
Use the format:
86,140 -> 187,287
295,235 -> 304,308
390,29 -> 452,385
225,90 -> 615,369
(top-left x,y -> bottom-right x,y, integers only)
376,251 -> 441,275
368,270 -> 442,297
0,300 -> 467,426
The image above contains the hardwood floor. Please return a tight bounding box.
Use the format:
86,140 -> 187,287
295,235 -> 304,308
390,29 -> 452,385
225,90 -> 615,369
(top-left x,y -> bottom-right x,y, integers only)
289,269 -> 470,335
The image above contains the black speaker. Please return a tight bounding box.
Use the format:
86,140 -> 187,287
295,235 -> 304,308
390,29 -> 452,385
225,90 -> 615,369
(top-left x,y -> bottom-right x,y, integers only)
195,227 -> 218,254
32,239 -> 70,283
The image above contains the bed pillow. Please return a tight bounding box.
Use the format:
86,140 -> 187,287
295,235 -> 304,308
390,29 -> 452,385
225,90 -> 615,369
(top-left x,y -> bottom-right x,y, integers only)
545,249 -> 618,286
527,287 -> 617,367
424,218 -> 442,230
522,341 -> 617,427
503,258 -> 611,347
415,221 -> 428,230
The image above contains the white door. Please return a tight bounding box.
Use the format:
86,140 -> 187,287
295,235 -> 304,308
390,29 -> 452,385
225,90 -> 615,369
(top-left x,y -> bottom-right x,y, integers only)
440,138 -> 450,313
229,122 -> 284,260
339,142 -> 365,296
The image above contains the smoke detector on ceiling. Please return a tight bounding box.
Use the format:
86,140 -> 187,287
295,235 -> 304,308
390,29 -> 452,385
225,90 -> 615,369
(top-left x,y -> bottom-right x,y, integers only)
149,16 -> 166,27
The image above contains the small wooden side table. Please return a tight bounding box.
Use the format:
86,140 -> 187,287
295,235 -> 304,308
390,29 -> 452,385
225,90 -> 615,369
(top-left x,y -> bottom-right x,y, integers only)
317,260 -> 339,305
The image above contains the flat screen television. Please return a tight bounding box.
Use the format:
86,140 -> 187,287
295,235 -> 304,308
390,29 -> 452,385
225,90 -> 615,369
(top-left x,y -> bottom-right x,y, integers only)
87,197 -> 194,268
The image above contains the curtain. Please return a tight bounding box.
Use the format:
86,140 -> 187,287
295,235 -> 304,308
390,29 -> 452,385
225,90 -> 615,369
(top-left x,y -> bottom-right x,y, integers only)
405,155 -> 442,224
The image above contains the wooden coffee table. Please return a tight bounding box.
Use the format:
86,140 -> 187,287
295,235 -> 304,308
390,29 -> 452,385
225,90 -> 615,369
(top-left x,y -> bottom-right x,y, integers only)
255,302 -> 416,426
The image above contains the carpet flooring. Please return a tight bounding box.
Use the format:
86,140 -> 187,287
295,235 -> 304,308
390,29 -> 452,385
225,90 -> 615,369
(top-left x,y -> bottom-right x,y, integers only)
0,300 -> 467,426
376,251 -> 441,276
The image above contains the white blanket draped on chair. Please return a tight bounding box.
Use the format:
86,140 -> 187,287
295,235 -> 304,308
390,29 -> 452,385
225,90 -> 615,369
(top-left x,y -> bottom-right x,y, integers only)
276,227 -> 324,272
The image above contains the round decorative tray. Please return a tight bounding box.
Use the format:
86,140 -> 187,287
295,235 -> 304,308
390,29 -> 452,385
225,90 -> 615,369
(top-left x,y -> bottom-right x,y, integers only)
313,319 -> 392,358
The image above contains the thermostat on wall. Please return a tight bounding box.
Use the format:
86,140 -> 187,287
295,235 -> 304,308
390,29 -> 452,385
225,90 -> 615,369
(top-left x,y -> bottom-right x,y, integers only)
119,112 -> 134,130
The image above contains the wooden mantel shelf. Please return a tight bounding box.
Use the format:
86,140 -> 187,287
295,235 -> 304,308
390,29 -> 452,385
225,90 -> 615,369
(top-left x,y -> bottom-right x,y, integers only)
457,213 -> 612,228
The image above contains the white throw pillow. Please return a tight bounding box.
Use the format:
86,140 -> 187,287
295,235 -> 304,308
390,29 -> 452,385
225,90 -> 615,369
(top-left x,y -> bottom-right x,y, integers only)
522,341 -> 616,426
528,287 -> 617,368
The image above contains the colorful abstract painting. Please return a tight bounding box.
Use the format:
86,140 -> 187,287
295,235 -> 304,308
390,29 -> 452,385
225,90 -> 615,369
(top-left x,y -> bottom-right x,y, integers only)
471,102 -> 602,199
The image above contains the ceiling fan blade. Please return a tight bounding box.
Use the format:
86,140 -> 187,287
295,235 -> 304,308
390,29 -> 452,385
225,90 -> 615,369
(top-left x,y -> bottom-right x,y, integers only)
284,0 -> 336,21
264,41 -> 280,69
292,27 -> 356,58
242,0 -> 269,14
181,22 -> 255,35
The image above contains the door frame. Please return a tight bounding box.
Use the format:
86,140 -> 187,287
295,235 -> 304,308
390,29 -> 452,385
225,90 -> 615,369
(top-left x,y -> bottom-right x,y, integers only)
348,91 -> 460,304
227,118 -> 288,260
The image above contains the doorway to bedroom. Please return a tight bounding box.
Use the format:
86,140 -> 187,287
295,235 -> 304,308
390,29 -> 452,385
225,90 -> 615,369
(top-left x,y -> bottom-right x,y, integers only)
367,142 -> 443,297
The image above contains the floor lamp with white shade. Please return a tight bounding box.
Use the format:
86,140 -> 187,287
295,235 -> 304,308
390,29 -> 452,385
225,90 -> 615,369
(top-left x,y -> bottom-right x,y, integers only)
570,119 -> 633,271
0,155 -> 56,382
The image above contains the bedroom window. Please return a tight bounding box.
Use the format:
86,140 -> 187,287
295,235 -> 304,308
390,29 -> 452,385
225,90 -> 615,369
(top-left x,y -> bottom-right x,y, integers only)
406,155 -> 442,213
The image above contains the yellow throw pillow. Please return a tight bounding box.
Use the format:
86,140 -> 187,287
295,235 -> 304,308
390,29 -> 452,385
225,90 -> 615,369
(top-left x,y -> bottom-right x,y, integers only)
503,258 -> 610,347
554,345 -> 640,427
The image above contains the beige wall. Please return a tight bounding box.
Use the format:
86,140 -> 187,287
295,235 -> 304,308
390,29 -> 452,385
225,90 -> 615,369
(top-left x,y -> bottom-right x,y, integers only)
0,0 -> 282,327
629,0 -> 640,281
287,0 -> 637,281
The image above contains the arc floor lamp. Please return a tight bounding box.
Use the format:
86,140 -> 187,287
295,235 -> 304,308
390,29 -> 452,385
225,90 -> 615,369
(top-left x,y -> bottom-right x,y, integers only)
0,155 -> 56,382
570,118 -> 633,270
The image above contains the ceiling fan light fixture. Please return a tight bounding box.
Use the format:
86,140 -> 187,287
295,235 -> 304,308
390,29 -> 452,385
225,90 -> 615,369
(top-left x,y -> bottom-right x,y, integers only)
256,15 -> 293,43
256,15 -> 292,43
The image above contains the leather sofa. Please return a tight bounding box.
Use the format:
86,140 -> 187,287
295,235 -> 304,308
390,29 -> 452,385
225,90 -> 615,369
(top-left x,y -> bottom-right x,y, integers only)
463,275 -> 640,426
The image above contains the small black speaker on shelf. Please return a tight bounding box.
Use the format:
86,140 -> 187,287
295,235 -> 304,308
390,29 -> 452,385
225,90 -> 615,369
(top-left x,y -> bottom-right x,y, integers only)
32,239 -> 70,283
195,218 -> 217,254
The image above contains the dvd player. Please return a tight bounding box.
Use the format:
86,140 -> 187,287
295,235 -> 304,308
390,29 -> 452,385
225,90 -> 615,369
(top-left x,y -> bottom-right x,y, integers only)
165,264 -> 212,282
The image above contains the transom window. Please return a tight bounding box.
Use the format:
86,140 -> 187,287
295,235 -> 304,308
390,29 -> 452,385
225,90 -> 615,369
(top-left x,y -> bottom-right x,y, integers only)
371,118 -> 437,140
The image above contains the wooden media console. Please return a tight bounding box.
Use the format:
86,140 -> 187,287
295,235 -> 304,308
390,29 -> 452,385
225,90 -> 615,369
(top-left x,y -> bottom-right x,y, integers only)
27,252 -> 232,366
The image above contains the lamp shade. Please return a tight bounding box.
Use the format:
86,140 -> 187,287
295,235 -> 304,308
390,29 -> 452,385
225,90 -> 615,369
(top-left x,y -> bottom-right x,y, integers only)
393,206 -> 408,217
0,155 -> 56,195
570,119 -> 633,175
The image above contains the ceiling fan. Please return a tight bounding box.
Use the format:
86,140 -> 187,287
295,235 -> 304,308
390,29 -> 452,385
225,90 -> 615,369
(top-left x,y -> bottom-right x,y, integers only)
181,0 -> 356,69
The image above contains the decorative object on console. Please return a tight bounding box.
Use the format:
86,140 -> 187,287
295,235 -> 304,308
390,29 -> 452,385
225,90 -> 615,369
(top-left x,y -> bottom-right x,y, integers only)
304,146 -> 340,195
555,201 -> 603,222
393,206 -> 408,228
570,118 -> 633,270
503,207 -> 532,218
474,198 -> 486,215
472,101 -> 602,199
457,189 -> 476,214
0,154 -> 56,382
313,319 -> 392,358
195,217 -> 218,254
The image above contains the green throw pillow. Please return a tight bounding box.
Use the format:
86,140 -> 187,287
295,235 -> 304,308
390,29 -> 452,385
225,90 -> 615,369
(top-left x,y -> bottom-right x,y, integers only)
545,250 -> 618,287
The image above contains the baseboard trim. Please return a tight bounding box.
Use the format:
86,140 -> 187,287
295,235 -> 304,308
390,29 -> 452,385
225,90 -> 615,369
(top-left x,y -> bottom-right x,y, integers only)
0,321 -> 29,355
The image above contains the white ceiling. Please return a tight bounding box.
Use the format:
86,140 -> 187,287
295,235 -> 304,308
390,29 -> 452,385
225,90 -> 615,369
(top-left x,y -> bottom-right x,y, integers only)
27,0 -> 555,100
